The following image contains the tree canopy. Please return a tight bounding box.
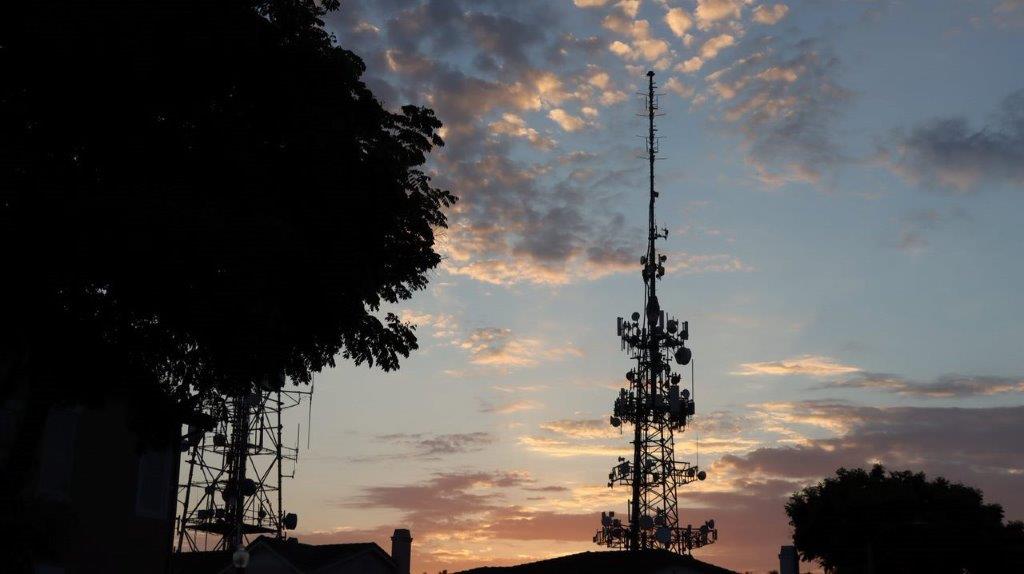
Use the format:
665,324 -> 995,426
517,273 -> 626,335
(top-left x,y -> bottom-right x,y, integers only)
786,465 -> 1024,574
1,0 -> 455,411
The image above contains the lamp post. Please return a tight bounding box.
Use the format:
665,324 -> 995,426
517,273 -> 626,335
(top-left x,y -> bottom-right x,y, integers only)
232,545 -> 249,573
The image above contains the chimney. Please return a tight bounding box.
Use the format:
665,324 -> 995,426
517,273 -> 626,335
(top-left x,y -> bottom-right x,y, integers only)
391,528 -> 412,574
779,545 -> 798,574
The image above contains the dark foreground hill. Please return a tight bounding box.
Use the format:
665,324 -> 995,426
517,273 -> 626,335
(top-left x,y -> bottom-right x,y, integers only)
456,550 -> 737,574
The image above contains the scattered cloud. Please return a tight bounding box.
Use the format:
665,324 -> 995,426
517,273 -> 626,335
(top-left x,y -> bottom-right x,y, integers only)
344,470 -> 532,515
695,0 -> 744,29
822,372 -> 1024,398
353,21 -> 380,35
677,56 -> 704,73
617,0 -> 641,19
489,113 -> 557,149
373,432 -> 497,457
882,89 -> 1024,192
518,435 -> 628,457
588,70 -> 611,89
665,7 -> 694,38
485,509 -> 599,541
605,18 -> 671,62
736,355 -> 1024,399
333,0 -> 766,287
751,399 -> 870,436
664,77 -> 695,98
480,399 -> 544,414
493,384 -> 548,394
752,4 -> 790,25
460,328 -> 582,368
678,436 -> 764,455
891,206 -> 969,253
717,402 -> 1024,500
518,416 -> 634,457
539,418 -> 619,439
332,1 -> 649,288
700,34 -> 736,60
733,355 -> 861,377
399,310 -> 460,342
600,89 -> 630,105
548,108 -> 589,132
995,0 -> 1024,14
609,39 -> 632,58
704,35 -> 852,186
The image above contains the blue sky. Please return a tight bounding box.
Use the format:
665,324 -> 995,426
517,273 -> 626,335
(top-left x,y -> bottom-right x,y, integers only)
268,1 -> 1024,572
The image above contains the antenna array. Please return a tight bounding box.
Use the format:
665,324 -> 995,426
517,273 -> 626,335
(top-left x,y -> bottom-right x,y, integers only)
175,374 -> 311,552
593,71 -> 718,554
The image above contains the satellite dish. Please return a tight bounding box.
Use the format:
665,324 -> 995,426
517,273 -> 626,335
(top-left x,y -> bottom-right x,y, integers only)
656,526 -> 672,545
640,515 -> 655,529
681,388 -> 690,399
667,319 -> 678,334
631,312 -> 640,321
283,513 -> 298,530
707,519 -> 716,530
674,346 -> 692,365
697,470 -> 707,481
610,416 -> 622,428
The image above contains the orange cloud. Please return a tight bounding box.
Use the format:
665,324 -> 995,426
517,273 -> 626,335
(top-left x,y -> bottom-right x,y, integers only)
732,355 -> 861,377
489,113 -> 557,149
481,399 -> 544,415
695,0 -> 743,28
547,108 -> 588,132
460,328 -> 582,369
538,418 -> 620,439
518,436 -> 628,458
700,33 -> 735,60
665,7 -> 694,37
752,3 -> 790,25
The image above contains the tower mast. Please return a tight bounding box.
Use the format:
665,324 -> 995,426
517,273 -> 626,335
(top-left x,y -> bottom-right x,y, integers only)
595,71 -> 718,554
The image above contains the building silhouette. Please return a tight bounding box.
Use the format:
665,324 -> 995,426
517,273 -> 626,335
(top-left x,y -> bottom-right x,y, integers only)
170,529 -> 413,574
455,549 -> 737,574
0,378 -> 178,573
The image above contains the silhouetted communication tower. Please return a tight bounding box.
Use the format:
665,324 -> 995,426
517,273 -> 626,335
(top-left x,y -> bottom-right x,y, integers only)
594,71 -> 718,554
175,374 -> 311,552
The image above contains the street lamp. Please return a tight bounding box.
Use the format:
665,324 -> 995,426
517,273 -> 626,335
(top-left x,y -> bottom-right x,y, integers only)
232,545 -> 250,573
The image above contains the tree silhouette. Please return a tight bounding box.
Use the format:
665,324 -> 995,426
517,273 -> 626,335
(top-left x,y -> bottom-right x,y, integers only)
1,2 -> 453,567
2,0 -> 454,405
786,465 -> 1024,573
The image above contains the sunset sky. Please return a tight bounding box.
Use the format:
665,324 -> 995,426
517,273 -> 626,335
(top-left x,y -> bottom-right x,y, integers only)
272,1 -> 1024,572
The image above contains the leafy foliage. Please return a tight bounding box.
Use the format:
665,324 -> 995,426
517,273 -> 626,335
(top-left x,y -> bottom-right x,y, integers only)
786,465 -> 1024,573
1,0 -> 455,409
